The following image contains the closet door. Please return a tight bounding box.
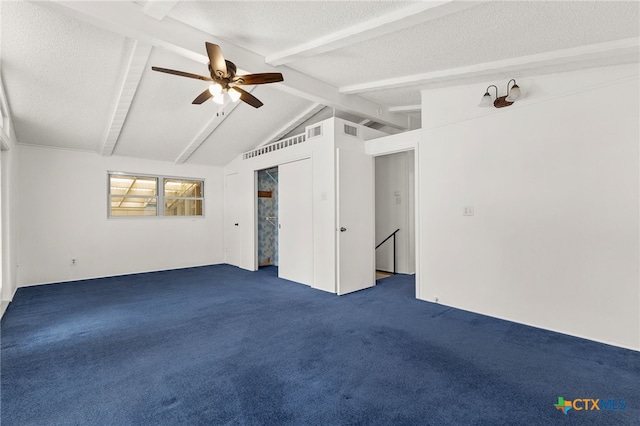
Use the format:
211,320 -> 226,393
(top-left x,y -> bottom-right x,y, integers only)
224,173 -> 242,267
278,158 -> 313,285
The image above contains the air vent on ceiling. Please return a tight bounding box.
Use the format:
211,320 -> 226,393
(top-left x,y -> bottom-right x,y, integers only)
343,123 -> 358,137
243,133 -> 306,160
307,124 -> 322,139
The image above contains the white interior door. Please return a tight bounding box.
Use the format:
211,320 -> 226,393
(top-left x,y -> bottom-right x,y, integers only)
278,159 -> 313,285
337,148 -> 375,295
224,173 -> 241,267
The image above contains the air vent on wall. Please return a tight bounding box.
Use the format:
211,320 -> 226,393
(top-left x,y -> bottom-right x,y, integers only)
343,123 -> 358,137
307,124 -> 322,139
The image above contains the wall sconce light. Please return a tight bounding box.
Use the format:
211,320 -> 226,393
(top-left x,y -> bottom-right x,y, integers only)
478,79 -> 522,108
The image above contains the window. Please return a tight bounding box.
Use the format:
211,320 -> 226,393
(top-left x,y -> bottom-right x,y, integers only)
108,173 -> 204,217
109,175 -> 158,217
164,179 -> 203,216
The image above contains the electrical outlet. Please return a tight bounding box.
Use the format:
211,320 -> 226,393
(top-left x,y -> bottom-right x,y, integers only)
71,258 -> 77,266
463,206 -> 474,216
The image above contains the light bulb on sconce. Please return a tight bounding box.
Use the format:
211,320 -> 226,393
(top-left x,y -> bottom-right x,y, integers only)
478,79 -> 523,108
505,79 -> 521,102
479,85 -> 497,107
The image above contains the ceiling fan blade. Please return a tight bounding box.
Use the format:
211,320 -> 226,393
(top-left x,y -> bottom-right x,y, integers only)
233,73 -> 284,85
231,87 -> 263,108
192,89 -> 213,105
151,66 -> 212,81
206,42 -> 228,78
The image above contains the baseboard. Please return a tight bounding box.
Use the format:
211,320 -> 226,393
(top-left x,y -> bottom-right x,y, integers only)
416,295 -> 640,352
1,286 -> 17,319
375,269 -> 416,275
16,263 -> 224,289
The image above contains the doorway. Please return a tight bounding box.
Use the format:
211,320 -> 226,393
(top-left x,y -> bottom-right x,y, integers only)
257,167 -> 279,267
374,150 -> 416,279
256,160 -> 313,286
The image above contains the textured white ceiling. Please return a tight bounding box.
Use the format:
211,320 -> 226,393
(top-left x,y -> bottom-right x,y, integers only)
167,1 -> 416,56
113,47 -> 224,162
1,0 -> 638,166
290,1 -> 640,88
1,1 -> 132,150
188,85 -> 313,166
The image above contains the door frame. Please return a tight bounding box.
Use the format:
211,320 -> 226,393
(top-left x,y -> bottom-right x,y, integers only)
252,157 -> 313,274
370,145 -> 420,299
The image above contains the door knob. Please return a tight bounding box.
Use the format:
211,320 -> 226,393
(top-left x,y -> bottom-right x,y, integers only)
234,223 -> 239,226
340,227 -> 347,232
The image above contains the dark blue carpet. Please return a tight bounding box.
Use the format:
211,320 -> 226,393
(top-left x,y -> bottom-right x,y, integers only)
1,264 -> 639,425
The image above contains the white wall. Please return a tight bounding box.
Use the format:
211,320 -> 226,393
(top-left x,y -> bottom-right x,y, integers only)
224,119 -> 336,293
1,147 -> 19,304
1,74 -> 19,314
366,129 -> 420,157
375,151 -> 415,274
419,64 -> 640,350
16,145 -> 225,286
223,117 -> 387,294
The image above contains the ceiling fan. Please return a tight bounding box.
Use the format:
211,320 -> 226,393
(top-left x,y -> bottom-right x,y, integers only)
151,42 -> 283,109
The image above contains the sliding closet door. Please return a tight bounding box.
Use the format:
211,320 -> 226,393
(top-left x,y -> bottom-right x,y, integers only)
278,158 -> 313,285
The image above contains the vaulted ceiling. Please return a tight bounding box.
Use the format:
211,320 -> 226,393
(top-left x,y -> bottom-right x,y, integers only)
1,1 -> 638,166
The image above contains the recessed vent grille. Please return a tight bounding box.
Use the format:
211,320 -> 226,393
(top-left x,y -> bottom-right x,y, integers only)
243,133 -> 306,160
344,123 -> 358,137
307,124 -> 322,139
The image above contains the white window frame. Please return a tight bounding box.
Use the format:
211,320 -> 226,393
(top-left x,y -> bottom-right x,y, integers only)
108,172 -> 205,218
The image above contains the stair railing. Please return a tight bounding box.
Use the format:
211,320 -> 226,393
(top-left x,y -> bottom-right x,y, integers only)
375,228 -> 400,274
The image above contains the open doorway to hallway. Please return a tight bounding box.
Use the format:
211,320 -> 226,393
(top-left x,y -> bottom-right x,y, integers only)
374,150 -> 416,282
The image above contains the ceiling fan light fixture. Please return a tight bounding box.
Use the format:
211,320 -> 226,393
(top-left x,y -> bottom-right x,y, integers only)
212,93 -> 225,105
208,83 -> 222,96
228,87 -> 241,102
152,42 -> 282,109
